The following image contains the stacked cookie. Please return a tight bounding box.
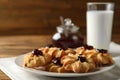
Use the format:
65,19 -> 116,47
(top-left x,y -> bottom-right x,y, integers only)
23,45 -> 113,73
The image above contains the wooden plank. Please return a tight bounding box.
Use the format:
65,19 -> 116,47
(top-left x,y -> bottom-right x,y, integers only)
0,0 -> 119,35
0,70 -> 10,80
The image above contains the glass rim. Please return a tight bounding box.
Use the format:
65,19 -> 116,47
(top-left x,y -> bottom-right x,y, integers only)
87,2 -> 114,5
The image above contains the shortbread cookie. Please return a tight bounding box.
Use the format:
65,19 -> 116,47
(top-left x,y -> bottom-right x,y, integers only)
75,46 -> 113,66
61,54 -> 96,73
45,58 -> 67,73
38,47 -> 66,58
87,49 -> 113,66
24,49 -> 52,68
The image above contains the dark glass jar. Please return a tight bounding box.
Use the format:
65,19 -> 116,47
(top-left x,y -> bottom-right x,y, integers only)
52,18 -> 84,49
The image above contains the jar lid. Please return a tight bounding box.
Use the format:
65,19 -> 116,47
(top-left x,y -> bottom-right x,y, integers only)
57,17 -> 80,33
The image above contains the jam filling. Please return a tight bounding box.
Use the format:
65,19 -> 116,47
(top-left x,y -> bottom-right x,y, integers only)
32,49 -> 43,56
52,58 -> 62,66
96,49 -> 108,53
83,44 -> 94,50
78,55 -> 87,62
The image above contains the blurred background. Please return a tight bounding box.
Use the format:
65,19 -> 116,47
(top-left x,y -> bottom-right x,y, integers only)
0,0 -> 119,39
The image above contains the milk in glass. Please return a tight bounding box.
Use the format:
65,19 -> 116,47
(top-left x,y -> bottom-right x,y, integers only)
87,11 -> 114,49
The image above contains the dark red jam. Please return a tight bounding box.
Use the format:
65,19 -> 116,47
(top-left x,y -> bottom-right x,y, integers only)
52,58 -> 62,66
52,17 -> 84,49
32,49 -> 43,56
96,49 -> 108,53
52,33 -> 84,50
77,55 -> 87,62
82,44 -> 93,50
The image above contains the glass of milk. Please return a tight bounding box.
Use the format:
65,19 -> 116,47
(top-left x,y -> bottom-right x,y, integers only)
87,2 -> 114,50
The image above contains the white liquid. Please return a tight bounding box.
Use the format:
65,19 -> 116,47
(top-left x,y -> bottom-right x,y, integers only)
87,11 -> 114,50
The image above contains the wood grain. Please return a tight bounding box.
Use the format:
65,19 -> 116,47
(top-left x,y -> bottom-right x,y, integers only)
0,35 -> 52,57
0,35 -> 52,80
0,71 -> 10,80
0,0 -> 119,35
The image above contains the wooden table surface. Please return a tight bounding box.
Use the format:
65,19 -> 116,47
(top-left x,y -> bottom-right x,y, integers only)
0,35 -> 120,80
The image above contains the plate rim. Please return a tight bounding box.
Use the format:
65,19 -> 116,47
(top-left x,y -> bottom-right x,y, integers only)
15,54 -> 115,77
